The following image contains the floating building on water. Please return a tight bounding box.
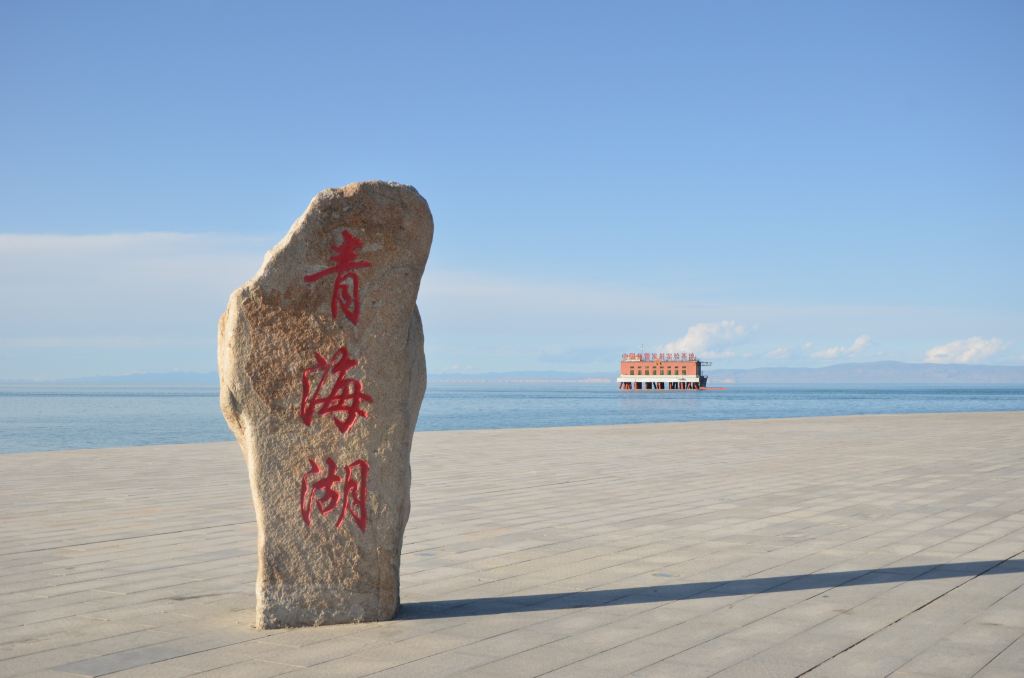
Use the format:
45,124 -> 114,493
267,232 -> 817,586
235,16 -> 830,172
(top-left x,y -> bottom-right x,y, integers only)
617,351 -> 709,390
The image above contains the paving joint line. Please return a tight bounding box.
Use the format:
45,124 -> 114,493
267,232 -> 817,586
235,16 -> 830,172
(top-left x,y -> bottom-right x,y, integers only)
794,548 -> 1024,677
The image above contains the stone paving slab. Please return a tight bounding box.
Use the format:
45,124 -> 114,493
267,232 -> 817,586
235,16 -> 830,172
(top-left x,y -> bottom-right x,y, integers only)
0,412 -> 1022,677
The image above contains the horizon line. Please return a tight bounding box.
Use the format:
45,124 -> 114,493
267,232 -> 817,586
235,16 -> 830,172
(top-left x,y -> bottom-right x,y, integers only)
2,359 -> 1024,385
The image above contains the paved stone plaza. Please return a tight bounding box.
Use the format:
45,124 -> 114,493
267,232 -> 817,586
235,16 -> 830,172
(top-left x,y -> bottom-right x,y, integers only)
1,412 -> 1022,677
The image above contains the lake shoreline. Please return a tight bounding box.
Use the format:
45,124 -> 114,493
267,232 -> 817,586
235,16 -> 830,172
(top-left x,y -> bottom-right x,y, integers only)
3,409 -> 1022,456
4,381 -> 1024,454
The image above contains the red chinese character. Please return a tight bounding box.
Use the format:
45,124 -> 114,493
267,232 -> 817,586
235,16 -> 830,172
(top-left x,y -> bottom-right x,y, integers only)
300,457 -> 341,525
300,347 -> 373,434
304,230 -> 371,325
300,457 -> 369,530
340,459 -> 369,531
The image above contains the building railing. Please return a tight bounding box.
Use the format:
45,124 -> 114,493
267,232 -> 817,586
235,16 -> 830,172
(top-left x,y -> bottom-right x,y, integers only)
621,352 -> 699,362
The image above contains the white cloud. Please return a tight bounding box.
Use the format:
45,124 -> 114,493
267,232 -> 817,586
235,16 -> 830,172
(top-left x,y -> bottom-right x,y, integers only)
663,321 -> 747,358
766,346 -> 790,359
924,337 -> 1006,364
812,335 -> 871,360
851,335 -> 870,352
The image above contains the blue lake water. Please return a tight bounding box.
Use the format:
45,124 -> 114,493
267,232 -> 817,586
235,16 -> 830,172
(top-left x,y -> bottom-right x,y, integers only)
1,382 -> 1023,454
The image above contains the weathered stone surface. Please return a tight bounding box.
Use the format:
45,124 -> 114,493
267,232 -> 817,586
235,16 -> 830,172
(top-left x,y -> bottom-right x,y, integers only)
217,181 -> 433,628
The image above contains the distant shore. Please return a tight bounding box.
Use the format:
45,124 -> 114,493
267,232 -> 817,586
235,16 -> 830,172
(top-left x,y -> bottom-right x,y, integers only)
6,359 -> 1024,387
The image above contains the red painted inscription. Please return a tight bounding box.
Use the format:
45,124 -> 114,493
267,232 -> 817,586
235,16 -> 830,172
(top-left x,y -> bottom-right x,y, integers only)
300,347 -> 373,434
300,457 -> 369,530
304,230 -> 371,325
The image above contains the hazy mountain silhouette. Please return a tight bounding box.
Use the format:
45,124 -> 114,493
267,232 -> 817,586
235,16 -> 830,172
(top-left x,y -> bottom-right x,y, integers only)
6,361 -> 1022,386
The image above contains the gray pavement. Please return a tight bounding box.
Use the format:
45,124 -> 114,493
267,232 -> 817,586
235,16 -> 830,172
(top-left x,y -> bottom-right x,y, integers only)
1,412 -> 1022,677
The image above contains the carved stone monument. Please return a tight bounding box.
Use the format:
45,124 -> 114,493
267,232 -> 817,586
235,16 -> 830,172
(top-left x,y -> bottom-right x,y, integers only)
217,181 -> 433,627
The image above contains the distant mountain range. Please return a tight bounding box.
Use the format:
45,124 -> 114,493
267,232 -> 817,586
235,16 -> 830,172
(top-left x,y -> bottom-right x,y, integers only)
32,371 -> 221,385
4,361 -> 1023,386
709,361 -> 1024,385
431,361 -> 1024,385
428,371 -> 612,383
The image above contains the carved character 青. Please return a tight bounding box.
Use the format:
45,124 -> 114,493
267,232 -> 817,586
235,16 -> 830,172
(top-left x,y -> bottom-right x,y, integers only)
304,230 -> 371,325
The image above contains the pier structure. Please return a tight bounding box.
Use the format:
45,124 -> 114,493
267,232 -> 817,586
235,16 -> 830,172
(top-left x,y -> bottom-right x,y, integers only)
617,350 -> 709,390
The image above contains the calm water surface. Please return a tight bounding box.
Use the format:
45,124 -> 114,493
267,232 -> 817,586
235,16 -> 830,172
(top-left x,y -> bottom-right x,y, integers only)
1,382 -> 1022,453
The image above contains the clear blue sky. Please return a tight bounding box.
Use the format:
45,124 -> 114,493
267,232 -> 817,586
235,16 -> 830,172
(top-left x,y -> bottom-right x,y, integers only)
1,1 -> 1021,378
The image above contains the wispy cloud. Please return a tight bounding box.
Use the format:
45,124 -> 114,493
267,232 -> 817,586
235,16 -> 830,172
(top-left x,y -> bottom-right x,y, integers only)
3,233 -> 1017,377
0,232 -> 272,378
812,335 -> 871,360
924,337 -> 1006,364
663,321 -> 748,358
